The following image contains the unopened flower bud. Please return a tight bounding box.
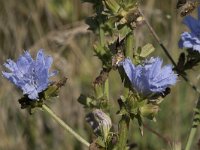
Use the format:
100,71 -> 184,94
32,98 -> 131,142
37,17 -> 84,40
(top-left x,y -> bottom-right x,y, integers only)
86,109 -> 112,140
140,104 -> 159,120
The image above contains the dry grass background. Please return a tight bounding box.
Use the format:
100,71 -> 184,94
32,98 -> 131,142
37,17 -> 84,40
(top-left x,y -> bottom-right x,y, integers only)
0,0 -> 200,150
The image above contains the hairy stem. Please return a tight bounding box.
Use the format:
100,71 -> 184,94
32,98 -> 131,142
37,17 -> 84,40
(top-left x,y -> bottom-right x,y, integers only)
99,23 -> 110,101
185,97 -> 200,150
42,104 -> 90,147
117,115 -> 130,149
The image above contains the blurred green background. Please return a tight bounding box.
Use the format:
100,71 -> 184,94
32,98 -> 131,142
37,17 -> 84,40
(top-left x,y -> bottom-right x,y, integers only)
0,0 -> 200,150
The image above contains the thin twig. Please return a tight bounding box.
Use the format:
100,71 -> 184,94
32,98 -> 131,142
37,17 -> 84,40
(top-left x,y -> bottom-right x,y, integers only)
143,123 -> 171,145
138,7 -> 200,94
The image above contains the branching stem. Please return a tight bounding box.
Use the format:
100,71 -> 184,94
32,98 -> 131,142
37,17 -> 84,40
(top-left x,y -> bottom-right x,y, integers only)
117,115 -> 130,149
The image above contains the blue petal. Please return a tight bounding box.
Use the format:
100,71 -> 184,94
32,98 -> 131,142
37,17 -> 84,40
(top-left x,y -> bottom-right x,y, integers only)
183,16 -> 200,34
151,65 -> 177,90
22,84 -> 39,99
45,56 -> 53,69
180,7 -> 200,52
2,71 -> 18,85
28,91 -> 39,100
179,32 -> 200,52
121,57 -> 177,97
4,59 -> 18,72
36,49 -> 45,65
121,58 -> 136,84
24,51 -> 33,62
144,57 -> 162,79
2,50 -> 58,100
16,55 -> 31,74
36,69 -> 49,92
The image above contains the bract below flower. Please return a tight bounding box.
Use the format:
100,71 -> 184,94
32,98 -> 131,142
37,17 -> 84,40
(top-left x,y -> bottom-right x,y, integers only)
120,58 -> 177,97
179,7 -> 200,52
2,50 -> 57,100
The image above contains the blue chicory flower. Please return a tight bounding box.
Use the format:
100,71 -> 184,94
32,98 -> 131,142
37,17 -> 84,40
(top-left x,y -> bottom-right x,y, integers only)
2,50 -> 57,100
179,7 -> 200,52
120,58 -> 177,97
179,32 -> 200,52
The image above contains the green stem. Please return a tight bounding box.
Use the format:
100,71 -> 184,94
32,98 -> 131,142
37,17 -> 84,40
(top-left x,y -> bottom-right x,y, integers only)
99,24 -> 105,46
185,127 -> 197,150
104,79 -> 109,100
42,104 -> 90,147
185,97 -> 200,150
116,32 -> 133,149
94,83 -> 104,98
125,33 -> 134,58
117,115 -> 130,149
99,24 -> 110,102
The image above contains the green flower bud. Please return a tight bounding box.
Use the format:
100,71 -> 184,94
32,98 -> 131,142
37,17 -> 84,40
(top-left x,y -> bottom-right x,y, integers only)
140,104 -> 159,120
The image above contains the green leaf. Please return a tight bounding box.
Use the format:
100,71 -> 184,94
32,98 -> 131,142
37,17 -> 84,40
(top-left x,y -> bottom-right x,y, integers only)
139,43 -> 155,58
118,25 -> 132,41
194,108 -> 200,113
43,77 -> 67,100
117,107 -> 129,116
104,0 -> 121,14
120,95 -> 126,102
94,44 -> 112,68
102,17 -> 118,35
118,0 -> 138,10
94,83 -> 104,99
96,137 -> 106,148
77,94 -> 97,108
137,114 -> 144,136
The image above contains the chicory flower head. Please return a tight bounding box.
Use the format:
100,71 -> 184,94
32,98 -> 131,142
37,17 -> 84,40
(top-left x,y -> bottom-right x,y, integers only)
2,50 -> 57,100
179,7 -> 200,52
120,58 -> 177,97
